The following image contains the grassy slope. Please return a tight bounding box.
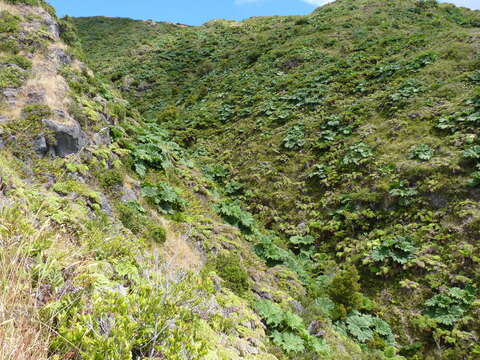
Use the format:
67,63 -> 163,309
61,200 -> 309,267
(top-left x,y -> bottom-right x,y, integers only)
74,0 -> 480,359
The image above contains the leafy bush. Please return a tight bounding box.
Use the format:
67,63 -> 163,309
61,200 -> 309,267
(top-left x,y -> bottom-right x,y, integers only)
255,299 -> 328,355
224,181 -> 244,196
424,287 -> 475,326
254,233 -> 294,266
22,104 -> 52,122
50,272 -> 211,359
0,65 -> 26,88
210,253 -> 249,295
131,124 -> 182,177
146,224 -> 167,244
215,200 -> 254,232
371,236 -> 416,265
0,11 -> 20,33
202,164 -> 229,183
99,169 -> 123,188
116,202 -> 166,243
0,54 -> 32,70
408,144 -> 434,161
340,311 -> 395,345
141,182 -> 187,214
307,164 -> 329,180
282,123 -> 305,149
117,201 -> 147,234
59,16 -> 79,46
342,142 -> 373,166
389,182 -> 418,206
327,265 -> 363,319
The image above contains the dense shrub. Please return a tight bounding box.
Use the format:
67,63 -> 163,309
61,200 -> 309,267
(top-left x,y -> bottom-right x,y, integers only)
210,253 -> 249,295
327,265 -> 363,319
99,169 -> 123,188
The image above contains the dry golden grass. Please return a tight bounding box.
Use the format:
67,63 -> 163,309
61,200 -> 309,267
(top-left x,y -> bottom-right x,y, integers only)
158,217 -> 203,272
0,207 -> 50,360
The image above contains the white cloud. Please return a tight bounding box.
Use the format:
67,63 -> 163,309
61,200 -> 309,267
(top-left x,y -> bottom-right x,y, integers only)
302,0 -> 334,6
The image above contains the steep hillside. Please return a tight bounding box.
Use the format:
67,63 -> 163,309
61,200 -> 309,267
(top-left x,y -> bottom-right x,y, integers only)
74,0 -> 480,359
0,1 -> 376,359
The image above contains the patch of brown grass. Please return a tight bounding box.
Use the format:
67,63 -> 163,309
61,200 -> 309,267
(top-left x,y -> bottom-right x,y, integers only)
0,206 -> 50,360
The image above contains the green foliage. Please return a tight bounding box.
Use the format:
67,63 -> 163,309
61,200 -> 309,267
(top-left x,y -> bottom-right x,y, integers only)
202,163 -> 229,183
340,311 -> 395,345
53,180 -> 101,205
371,236 -> 417,265
214,200 -> 254,232
254,233 -> 295,266
408,144 -> 434,161
22,104 -> 52,121
146,224 -> 167,244
282,123 -> 305,149
327,265 -> 363,319
99,169 -> 123,188
255,299 -> 328,355
59,16 -> 79,46
0,54 -> 32,70
389,182 -> 419,206
210,253 -> 249,295
73,2 -> 480,357
141,182 -> 187,214
342,142 -> 373,166
50,273 -> 210,359
131,124 -> 182,177
117,201 -> 147,234
0,11 -> 20,33
424,287 -> 475,326
307,164 -> 329,180
0,65 -> 27,88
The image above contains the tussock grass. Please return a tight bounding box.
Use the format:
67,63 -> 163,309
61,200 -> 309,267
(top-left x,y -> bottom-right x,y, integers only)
0,206 -> 49,360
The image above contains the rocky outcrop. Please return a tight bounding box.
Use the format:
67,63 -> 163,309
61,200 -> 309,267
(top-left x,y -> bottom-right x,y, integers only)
42,119 -> 87,157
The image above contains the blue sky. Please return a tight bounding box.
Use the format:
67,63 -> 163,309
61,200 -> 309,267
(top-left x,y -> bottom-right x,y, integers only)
49,0 -> 480,26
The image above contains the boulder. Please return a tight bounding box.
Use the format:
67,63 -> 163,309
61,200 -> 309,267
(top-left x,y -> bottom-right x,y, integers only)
43,119 -> 87,157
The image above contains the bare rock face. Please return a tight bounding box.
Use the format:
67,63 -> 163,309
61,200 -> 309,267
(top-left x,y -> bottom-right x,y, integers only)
32,135 -> 49,156
2,88 -> 19,106
26,89 -> 47,104
50,48 -> 72,67
43,119 -> 87,157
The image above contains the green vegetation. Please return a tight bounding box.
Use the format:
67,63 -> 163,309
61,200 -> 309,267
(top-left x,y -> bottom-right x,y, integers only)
255,299 -> 328,355
22,104 -> 52,121
141,182 -> 187,214
209,253 -> 250,295
73,1 -> 480,357
0,65 -> 26,88
1,0 -> 480,358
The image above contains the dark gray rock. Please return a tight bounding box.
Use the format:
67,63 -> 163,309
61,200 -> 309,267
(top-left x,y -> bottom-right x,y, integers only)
43,119 -> 87,157
32,135 -> 48,156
